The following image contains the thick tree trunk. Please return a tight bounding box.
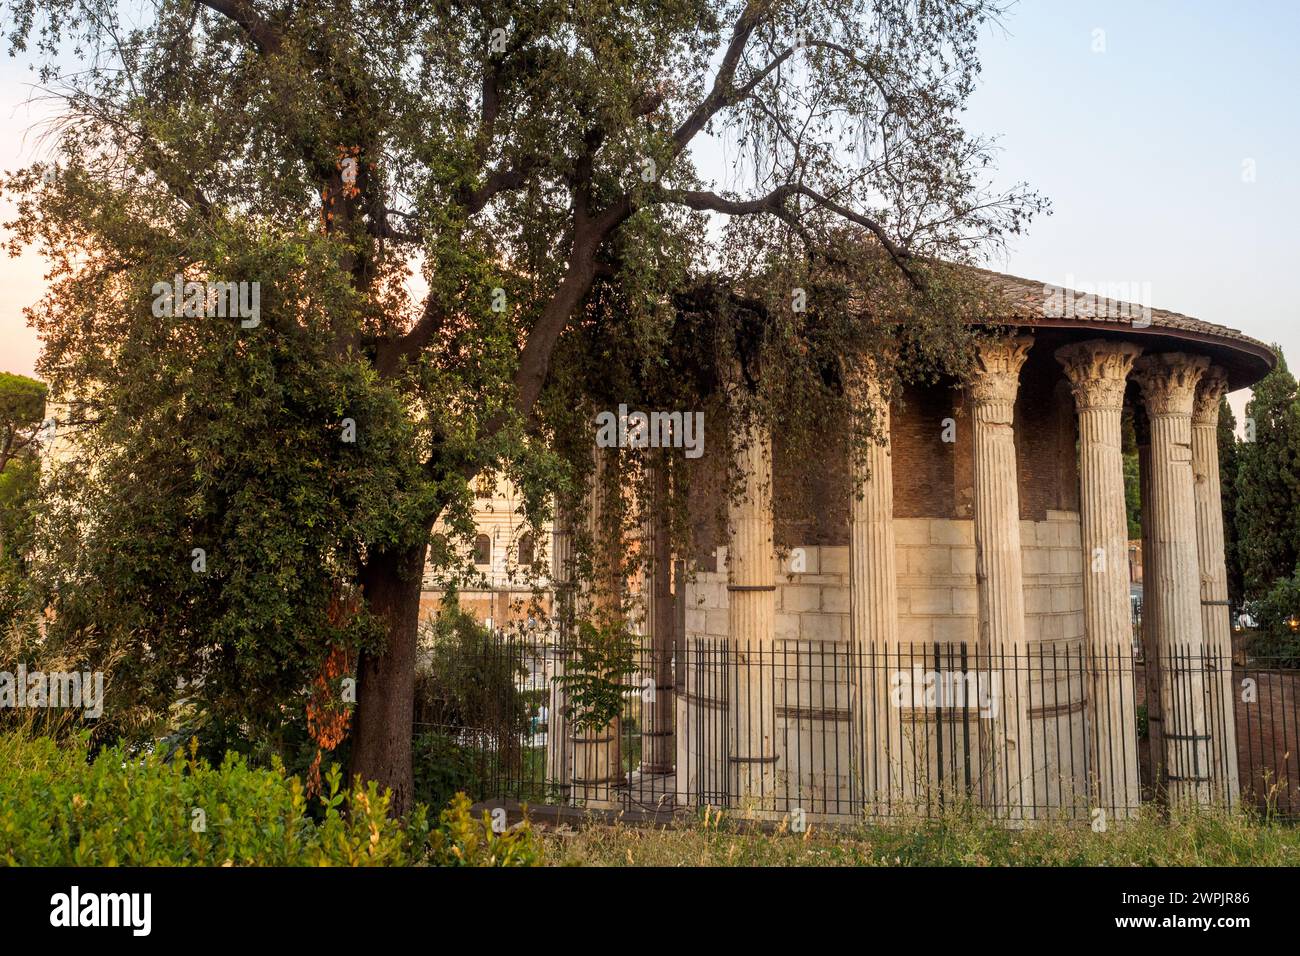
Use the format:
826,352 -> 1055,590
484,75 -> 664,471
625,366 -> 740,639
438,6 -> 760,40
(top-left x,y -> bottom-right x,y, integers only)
349,540 -> 428,817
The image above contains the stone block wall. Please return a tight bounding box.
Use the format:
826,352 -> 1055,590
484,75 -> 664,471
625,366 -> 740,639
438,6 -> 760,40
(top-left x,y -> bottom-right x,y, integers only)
684,514 -> 1084,650
678,511 -> 1091,816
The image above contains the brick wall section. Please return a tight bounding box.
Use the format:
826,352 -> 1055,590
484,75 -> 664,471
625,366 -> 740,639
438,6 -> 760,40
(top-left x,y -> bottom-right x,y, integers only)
891,383 -> 963,520
689,348 -> 1083,555
1014,353 -> 1081,517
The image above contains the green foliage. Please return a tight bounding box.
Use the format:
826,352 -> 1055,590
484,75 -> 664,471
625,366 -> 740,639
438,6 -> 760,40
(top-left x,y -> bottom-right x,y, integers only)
556,617 -> 638,732
0,372 -> 45,432
0,731 -> 543,866
0,732 -> 427,865
1235,353 -> 1300,599
0,455 -> 39,562
0,0 -> 1047,791
427,793 -> 542,867
412,730 -> 489,811
1219,395 -> 1245,604
0,371 -> 45,629
1123,451 -> 1141,540
415,597 -> 529,734
412,599 -> 535,805
1119,411 -> 1141,540
1246,566 -> 1300,662
28,277 -> 422,736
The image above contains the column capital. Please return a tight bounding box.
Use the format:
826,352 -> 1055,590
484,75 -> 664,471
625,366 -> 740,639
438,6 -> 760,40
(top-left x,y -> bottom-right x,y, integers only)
969,335 -> 1034,407
1132,352 -> 1210,417
1192,366 -> 1229,426
1054,339 -> 1143,410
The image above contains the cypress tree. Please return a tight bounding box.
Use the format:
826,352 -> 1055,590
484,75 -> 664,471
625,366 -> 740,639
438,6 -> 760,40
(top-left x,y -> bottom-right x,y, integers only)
1234,351 -> 1300,598
1218,395 -> 1244,604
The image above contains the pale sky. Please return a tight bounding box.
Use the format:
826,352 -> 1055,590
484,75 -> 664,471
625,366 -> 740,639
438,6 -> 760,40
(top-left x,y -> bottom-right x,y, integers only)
2,1 -> 1296,430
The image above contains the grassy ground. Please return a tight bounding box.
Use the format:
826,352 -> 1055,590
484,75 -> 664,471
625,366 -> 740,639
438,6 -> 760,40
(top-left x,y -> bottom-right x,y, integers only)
541,807 -> 1300,866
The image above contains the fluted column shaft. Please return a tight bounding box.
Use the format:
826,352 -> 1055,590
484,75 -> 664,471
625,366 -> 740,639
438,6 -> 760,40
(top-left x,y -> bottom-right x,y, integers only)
728,415 -> 778,805
1192,368 -> 1240,805
546,503 -> 575,793
847,366 -> 901,810
1135,410 -> 1167,802
969,335 -> 1036,821
1133,353 -> 1211,808
1056,340 -> 1143,820
571,445 -> 623,802
640,456 -> 675,774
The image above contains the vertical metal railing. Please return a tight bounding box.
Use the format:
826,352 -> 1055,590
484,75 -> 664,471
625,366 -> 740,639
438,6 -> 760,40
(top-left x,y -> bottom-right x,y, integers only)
412,628 -> 1300,824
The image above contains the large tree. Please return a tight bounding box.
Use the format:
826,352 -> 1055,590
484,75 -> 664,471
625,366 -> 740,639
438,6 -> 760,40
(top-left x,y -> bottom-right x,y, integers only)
3,0 -> 1043,811
1234,352 -> 1300,599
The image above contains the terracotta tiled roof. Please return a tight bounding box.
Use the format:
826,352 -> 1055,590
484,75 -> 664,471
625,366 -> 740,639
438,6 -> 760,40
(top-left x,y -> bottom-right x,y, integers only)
970,266 -> 1271,351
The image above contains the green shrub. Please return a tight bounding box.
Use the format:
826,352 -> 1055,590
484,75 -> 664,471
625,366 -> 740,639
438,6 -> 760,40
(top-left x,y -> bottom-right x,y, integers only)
428,793 -> 542,867
0,733 -> 424,865
413,730 -> 488,809
555,617 -> 638,732
415,598 -> 530,735
0,732 -> 543,867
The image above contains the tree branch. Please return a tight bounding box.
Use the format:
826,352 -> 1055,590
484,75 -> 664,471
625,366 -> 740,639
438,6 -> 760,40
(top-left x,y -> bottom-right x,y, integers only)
670,0 -> 767,153
195,0 -> 283,55
658,185 -> 922,289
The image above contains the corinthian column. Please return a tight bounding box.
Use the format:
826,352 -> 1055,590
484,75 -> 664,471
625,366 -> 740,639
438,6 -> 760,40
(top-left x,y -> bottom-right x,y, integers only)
1056,340 -> 1143,821
727,410 -> 779,808
1192,367 -> 1240,806
969,335 -> 1036,821
1132,352 -> 1212,808
640,454 -> 675,775
846,362 -> 901,812
1135,407 -> 1166,802
546,501 -> 575,797
571,445 -> 623,805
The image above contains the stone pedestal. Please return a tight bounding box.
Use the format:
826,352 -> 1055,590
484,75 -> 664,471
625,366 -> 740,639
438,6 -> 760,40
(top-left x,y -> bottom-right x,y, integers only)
1191,367 -> 1240,806
969,335 -> 1036,821
1056,340 -> 1143,820
727,415 -> 779,809
1132,352 -> 1212,808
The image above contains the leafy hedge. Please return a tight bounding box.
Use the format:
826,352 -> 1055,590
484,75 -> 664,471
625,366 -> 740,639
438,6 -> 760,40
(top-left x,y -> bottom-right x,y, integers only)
0,733 -> 540,866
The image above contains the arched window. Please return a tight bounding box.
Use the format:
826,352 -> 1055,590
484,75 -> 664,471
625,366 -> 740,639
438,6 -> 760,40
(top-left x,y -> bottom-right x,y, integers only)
473,534 -> 491,566
517,532 -> 535,569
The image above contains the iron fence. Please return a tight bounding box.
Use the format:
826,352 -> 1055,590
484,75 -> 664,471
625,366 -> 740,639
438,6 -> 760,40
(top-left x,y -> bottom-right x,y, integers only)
413,632 -> 1300,824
